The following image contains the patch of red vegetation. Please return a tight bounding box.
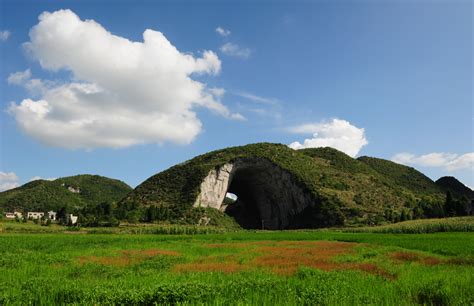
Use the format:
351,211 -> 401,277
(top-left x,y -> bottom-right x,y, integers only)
389,251 -> 440,266
122,249 -> 180,257
176,240 -> 393,279
349,263 -> 396,280
78,249 -> 180,267
252,241 -> 356,275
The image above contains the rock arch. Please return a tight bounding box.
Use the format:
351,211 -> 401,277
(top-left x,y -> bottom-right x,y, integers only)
193,158 -> 316,229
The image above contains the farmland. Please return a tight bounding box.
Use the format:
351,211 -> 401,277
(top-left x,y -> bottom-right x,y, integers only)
0,221 -> 473,305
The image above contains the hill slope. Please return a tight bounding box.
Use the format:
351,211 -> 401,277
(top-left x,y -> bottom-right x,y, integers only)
119,143 -> 446,228
357,156 -> 442,196
436,176 -> 474,200
0,175 -> 132,213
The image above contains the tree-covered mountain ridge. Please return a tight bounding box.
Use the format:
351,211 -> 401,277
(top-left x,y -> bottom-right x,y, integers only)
1,144 -> 471,227
119,143 -> 472,226
0,174 -> 132,212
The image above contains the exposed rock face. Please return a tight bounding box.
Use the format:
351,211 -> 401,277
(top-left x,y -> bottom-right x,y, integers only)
194,163 -> 234,211
194,158 -> 316,229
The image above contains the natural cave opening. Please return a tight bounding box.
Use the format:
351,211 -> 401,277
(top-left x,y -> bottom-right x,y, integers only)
194,158 -> 322,229
219,159 -> 315,230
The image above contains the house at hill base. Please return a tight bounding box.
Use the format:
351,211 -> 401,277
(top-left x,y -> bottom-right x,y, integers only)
26,211 -> 57,220
27,212 -> 44,219
67,214 -> 78,225
48,211 -> 57,221
4,211 -> 23,219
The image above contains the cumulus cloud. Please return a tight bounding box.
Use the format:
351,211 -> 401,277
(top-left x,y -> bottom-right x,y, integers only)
29,176 -> 56,182
215,26 -> 231,37
8,9 -> 241,149
220,42 -> 251,58
0,172 -> 20,192
0,30 -> 10,41
288,118 -> 368,157
7,69 -> 53,96
392,152 -> 474,171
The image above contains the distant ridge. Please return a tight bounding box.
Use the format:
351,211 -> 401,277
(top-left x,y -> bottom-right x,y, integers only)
436,176 -> 474,200
0,174 -> 132,212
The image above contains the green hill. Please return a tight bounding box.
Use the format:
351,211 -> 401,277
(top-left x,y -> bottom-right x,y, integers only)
436,176 -> 474,200
357,156 -> 442,196
0,175 -> 132,213
119,143 -> 447,228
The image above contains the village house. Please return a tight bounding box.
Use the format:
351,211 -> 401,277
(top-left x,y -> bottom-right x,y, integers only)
4,211 -> 23,219
47,211 -> 57,221
67,214 -> 78,225
27,212 -> 44,220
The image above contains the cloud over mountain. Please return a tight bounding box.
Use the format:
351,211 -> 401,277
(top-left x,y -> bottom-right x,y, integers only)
0,172 -> 19,191
288,119 -> 368,157
392,152 -> 474,171
8,9 -> 241,149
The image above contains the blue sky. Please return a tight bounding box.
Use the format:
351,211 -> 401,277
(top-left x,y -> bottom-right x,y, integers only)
0,0 -> 472,190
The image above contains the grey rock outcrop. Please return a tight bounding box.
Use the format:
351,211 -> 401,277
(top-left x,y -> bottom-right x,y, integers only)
194,158 -> 316,229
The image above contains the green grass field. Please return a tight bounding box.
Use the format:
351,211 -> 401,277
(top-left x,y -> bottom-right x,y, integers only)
0,221 -> 473,305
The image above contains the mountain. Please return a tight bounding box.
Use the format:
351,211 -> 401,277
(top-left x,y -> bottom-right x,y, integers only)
0,175 -> 132,213
435,176 -> 474,200
356,156 -> 442,196
118,143 -> 447,229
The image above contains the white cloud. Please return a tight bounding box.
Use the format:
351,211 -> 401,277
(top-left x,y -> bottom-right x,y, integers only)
392,152 -> 474,172
446,153 -> 474,171
0,30 -> 10,41
234,91 -> 279,105
29,176 -> 56,182
215,26 -> 231,37
220,42 -> 251,58
288,118 -> 368,157
8,9 -> 241,149
0,172 -> 20,192
7,69 -> 32,85
7,69 -> 52,95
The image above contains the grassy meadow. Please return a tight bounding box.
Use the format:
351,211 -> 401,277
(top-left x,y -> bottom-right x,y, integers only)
0,219 -> 473,305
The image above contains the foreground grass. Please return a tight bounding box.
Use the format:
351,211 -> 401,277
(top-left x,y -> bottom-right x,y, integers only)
345,216 -> 474,234
0,231 -> 473,305
0,220 -> 232,235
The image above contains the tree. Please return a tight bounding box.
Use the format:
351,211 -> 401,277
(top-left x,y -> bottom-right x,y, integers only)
57,206 -> 68,224
455,196 -> 469,216
412,206 -> 424,219
444,191 -> 457,217
400,210 -> 407,222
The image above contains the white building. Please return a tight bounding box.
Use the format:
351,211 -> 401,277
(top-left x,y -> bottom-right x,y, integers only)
27,212 -> 44,220
4,211 -> 23,219
47,211 -> 57,221
67,214 -> 78,225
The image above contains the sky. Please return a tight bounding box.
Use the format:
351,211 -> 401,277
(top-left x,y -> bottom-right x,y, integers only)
0,0 -> 472,191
